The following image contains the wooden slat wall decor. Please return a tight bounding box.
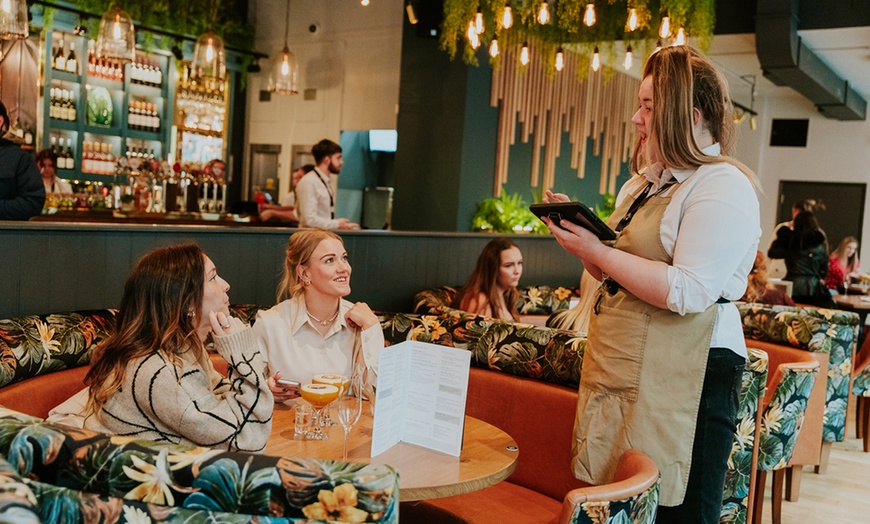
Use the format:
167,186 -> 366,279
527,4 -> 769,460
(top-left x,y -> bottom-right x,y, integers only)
491,43 -> 640,196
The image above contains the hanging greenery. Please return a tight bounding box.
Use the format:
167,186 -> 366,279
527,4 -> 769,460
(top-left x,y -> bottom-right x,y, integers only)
441,0 -> 716,66
71,0 -> 254,52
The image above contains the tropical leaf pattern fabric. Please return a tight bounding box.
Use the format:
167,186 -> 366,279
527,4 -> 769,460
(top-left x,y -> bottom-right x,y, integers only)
0,454 -> 42,523
853,366 -> 870,397
0,310 -> 117,388
0,408 -> 399,523
720,348 -> 769,524
412,285 -> 578,316
378,307 -> 586,388
737,302 -> 859,442
567,477 -> 659,524
757,366 -> 818,472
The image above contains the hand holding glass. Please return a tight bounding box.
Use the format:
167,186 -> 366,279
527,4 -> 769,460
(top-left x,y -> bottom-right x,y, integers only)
337,376 -> 362,461
299,384 -> 339,440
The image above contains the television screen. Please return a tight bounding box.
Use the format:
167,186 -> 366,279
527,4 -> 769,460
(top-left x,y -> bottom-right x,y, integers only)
369,129 -> 398,152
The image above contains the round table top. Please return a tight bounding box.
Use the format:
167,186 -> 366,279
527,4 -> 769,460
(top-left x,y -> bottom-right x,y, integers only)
265,403 -> 519,502
833,294 -> 870,310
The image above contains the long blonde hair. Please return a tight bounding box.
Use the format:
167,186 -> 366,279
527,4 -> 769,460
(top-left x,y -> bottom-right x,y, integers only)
744,251 -> 773,303
832,236 -> 860,274
276,229 -> 343,301
630,45 -> 760,190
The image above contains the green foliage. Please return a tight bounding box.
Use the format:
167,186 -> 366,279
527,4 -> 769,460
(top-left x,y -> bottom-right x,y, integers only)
470,189 -> 548,234
595,192 -> 616,220
440,0 -> 716,66
71,0 -> 254,51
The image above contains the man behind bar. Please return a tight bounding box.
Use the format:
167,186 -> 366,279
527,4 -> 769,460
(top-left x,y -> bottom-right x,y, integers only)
0,100 -> 44,220
295,139 -> 359,230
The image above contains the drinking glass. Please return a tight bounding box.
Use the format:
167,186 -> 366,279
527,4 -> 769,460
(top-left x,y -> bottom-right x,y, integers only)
299,384 -> 339,440
337,376 -> 362,461
312,373 -> 349,427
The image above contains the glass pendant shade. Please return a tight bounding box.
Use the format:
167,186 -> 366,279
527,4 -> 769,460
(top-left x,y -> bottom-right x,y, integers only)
95,5 -> 135,62
268,46 -> 299,95
0,0 -> 28,40
192,30 -> 227,85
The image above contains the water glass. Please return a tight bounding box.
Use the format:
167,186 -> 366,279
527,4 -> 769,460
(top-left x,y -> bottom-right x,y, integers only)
294,403 -> 313,439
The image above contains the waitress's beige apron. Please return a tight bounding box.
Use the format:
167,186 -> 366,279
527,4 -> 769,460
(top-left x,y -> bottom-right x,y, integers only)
571,179 -> 718,506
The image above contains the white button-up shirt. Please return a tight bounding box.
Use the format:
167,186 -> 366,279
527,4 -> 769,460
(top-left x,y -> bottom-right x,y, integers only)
296,167 -> 340,229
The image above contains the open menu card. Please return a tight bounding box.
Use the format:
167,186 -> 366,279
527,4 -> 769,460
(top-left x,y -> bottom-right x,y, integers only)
370,341 -> 471,457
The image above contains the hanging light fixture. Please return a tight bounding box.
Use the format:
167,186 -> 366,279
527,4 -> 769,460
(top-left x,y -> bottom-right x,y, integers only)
554,47 -> 564,72
191,30 -> 227,87
591,46 -> 600,71
674,27 -> 686,45
519,41 -> 530,66
623,45 -> 633,70
583,3 -> 596,27
475,7 -> 484,34
406,2 -> 418,25
467,21 -> 480,49
268,0 -> 299,95
95,4 -> 136,63
489,36 -> 499,57
361,0 -> 370,6
0,0 -> 28,40
502,3 -> 513,29
659,12 -> 671,38
537,2 -> 550,25
626,8 -> 638,32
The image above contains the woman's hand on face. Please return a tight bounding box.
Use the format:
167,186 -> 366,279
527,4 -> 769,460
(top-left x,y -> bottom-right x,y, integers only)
267,372 -> 300,402
209,311 -> 245,337
345,302 -> 378,331
543,190 -> 571,204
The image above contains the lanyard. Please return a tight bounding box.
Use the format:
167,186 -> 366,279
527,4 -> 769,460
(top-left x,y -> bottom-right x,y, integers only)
615,179 -> 676,233
315,170 -> 335,219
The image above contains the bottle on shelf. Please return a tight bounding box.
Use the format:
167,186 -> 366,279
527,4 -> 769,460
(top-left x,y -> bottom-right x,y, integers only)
64,140 -> 75,171
53,37 -> 66,71
66,41 -> 78,74
50,136 -> 58,156
82,142 -> 93,174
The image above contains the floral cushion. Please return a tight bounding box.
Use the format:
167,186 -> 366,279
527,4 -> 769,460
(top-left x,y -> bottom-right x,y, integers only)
0,310 -> 117,388
0,407 -> 399,523
757,365 -> 819,471
0,456 -> 42,523
853,367 -> 870,397
568,478 -> 659,524
379,306 -> 585,388
737,302 -> 859,442
720,347 -> 769,524
412,286 -> 578,316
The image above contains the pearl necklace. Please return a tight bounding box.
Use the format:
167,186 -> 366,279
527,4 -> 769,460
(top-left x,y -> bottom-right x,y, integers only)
307,308 -> 340,326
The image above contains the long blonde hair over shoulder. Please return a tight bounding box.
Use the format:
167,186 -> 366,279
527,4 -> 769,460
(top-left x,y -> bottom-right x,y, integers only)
276,229 -> 344,302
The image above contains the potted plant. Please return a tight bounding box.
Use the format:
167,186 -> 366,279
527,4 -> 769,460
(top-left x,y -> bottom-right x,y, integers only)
470,190 -> 547,234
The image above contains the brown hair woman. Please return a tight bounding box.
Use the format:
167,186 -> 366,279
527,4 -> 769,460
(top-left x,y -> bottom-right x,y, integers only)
452,238 -> 523,321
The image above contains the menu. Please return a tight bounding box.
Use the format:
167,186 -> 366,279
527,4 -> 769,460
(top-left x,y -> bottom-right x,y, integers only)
370,341 -> 471,457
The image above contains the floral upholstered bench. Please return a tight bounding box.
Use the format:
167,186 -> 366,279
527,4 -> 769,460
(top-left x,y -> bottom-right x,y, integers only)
0,407 -> 399,522
413,285 -> 579,325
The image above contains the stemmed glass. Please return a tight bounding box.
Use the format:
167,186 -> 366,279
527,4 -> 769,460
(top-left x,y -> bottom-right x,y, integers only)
299,384 -> 339,440
337,376 -> 362,461
313,373 -> 349,427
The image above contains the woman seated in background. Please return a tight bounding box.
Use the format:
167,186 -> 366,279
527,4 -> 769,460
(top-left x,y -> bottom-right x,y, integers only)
452,238 -> 523,321
768,210 -> 834,307
253,229 -> 382,403
37,148 -> 72,195
826,236 -> 861,293
49,244 -> 273,452
741,251 -> 795,306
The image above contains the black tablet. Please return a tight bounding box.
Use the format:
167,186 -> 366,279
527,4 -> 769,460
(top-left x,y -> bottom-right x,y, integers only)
530,202 -> 617,241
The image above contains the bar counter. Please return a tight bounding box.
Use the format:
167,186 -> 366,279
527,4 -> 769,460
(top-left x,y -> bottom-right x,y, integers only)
32,210 -> 288,227
1,221 -> 582,319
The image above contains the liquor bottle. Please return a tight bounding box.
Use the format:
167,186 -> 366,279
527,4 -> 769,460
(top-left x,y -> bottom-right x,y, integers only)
68,94 -> 77,121
66,41 -> 78,74
87,41 -> 95,77
64,141 -> 75,171
54,37 -> 66,70
82,142 -> 92,173
50,136 -> 58,156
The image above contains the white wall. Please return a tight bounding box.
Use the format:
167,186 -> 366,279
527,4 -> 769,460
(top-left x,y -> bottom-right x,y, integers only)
245,0 -> 402,198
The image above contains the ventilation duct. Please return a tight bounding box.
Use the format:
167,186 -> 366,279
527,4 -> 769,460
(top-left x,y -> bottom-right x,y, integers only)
756,0 -> 867,121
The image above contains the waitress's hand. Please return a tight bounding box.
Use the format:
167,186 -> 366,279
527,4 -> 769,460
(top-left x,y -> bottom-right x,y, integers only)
345,302 -> 378,331
543,210 -> 607,263
543,190 -> 570,204
209,311 -> 245,337
268,371 -> 300,402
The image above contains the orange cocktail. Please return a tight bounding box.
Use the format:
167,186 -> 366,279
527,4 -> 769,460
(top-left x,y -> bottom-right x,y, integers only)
313,374 -> 350,393
300,384 -> 340,409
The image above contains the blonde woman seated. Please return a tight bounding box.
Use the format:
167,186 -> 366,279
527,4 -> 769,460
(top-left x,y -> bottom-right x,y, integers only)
741,251 -> 795,306
826,236 -> 861,293
253,229 -> 383,403
49,244 -> 273,452
452,238 -> 523,321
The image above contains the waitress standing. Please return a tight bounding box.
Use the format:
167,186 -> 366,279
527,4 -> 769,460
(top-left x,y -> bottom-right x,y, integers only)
544,45 -> 760,522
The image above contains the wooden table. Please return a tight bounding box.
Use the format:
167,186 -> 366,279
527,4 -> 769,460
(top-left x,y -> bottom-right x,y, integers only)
833,294 -> 870,346
265,403 -> 518,502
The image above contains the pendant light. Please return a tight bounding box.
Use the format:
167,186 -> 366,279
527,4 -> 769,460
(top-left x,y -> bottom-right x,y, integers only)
191,30 -> 226,87
268,0 -> 299,95
95,4 -> 135,62
0,0 -> 28,40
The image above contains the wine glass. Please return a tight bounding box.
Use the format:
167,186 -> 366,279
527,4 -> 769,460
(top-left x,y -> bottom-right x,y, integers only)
312,373 -> 349,427
337,376 -> 362,461
299,384 -> 339,440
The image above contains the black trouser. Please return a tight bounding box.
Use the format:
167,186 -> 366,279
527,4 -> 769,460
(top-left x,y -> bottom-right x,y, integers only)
656,347 -> 744,524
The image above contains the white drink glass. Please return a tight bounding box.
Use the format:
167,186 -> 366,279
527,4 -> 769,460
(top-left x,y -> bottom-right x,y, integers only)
337,376 -> 362,461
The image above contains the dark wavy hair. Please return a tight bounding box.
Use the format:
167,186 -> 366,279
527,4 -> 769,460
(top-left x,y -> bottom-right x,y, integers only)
311,139 -> 342,164
453,238 -> 521,321
85,244 -> 207,418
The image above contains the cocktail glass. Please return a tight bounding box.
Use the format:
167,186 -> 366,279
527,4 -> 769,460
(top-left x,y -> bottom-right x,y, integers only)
299,384 -> 340,440
337,376 -> 362,461
312,373 -> 349,427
